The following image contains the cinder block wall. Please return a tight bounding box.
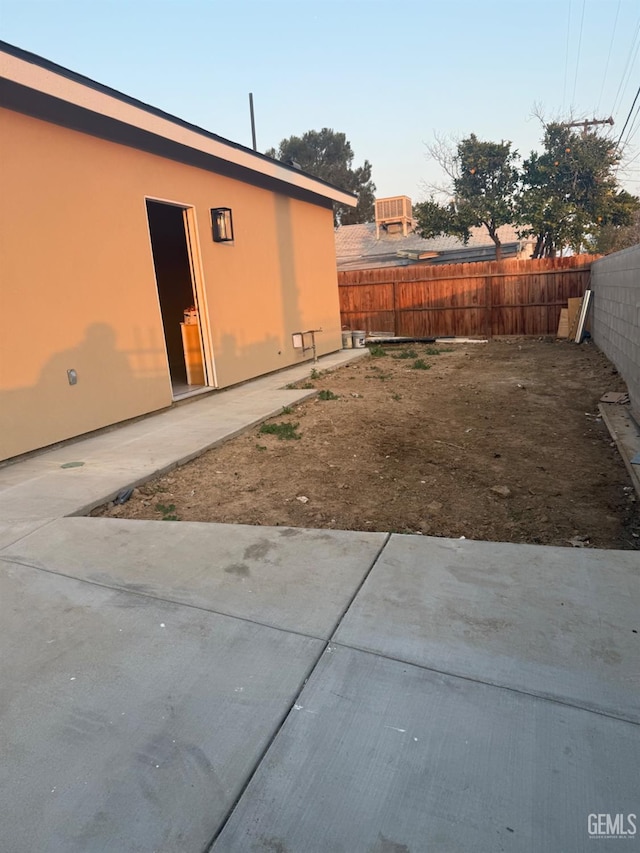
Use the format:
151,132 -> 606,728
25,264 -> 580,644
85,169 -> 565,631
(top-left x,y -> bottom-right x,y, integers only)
591,244 -> 640,421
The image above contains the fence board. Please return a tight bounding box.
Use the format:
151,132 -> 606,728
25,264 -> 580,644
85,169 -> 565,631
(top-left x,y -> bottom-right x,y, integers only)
338,255 -> 597,337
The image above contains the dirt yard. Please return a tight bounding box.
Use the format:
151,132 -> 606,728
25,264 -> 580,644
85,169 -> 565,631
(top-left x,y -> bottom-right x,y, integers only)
94,340 -> 640,549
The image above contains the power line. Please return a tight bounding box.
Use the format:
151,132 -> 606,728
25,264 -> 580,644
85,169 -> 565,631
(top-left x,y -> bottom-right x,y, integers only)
611,15 -> 640,116
616,84 -> 640,151
597,0 -> 621,113
571,0 -> 586,106
622,102 -> 640,146
617,36 -> 640,117
623,142 -> 640,163
562,0 -> 572,112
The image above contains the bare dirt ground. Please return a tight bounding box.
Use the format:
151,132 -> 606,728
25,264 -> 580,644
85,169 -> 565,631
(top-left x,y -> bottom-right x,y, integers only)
94,340 -> 640,549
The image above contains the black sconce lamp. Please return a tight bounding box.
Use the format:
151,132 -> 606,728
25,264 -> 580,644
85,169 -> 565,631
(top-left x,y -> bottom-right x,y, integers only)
211,207 -> 234,242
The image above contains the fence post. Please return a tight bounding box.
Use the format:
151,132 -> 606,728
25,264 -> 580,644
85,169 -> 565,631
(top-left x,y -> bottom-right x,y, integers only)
485,270 -> 493,339
393,279 -> 398,336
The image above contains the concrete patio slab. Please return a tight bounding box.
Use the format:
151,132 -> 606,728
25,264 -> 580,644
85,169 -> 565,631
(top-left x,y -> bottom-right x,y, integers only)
0,559 -> 324,853
334,535 -> 640,721
212,644 -> 640,853
1,517 -> 387,638
2,341 -> 638,852
0,518 -> 54,549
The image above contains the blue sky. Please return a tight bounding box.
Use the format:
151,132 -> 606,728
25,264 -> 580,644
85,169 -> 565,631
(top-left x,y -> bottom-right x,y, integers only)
2,0 -> 639,201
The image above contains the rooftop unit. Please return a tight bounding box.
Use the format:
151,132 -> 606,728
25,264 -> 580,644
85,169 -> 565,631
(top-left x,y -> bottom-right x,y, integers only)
374,195 -> 413,238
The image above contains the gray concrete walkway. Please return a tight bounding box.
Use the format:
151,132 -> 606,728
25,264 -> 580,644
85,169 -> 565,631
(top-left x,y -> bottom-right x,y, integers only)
0,349 -> 368,525
0,350 -> 639,852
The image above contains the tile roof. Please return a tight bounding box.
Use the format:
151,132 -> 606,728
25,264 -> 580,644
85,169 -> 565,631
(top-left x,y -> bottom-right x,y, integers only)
335,222 -> 524,266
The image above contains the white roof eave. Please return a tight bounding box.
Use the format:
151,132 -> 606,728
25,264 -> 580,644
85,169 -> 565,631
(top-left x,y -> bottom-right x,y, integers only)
1,49 -> 357,208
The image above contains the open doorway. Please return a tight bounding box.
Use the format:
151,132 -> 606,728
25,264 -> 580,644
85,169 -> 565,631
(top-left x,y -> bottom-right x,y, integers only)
146,200 -> 208,398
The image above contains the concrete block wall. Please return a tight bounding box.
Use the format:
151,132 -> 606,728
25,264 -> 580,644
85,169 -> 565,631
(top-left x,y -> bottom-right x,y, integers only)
591,244 -> 640,421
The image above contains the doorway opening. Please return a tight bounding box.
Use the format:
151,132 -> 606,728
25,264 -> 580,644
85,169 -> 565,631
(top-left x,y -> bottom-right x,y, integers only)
146,200 -> 209,398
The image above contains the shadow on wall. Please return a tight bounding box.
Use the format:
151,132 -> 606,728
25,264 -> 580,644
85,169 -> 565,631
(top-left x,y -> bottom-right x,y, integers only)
274,195 -> 303,340
272,194 -> 342,351
211,196 -> 317,387
0,323 -> 171,461
215,332 -> 300,387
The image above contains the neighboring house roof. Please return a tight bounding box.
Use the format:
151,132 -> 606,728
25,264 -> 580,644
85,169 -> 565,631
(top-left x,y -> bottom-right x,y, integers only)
0,41 -> 357,210
335,222 -> 530,270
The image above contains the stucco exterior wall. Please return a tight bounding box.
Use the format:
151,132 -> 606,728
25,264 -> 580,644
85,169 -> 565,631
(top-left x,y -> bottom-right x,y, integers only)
591,244 -> 640,421
0,107 -> 342,460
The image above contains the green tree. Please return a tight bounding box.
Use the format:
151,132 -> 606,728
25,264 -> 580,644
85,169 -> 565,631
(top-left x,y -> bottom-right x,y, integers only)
591,209 -> 640,254
518,122 -> 640,257
266,128 -> 375,225
414,135 -> 519,260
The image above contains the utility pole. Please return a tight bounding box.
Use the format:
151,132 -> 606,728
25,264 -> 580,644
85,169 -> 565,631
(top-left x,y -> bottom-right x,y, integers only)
562,117 -> 614,136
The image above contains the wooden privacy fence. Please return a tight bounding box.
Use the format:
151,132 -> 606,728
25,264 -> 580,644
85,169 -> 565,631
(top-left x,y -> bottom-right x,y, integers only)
338,255 -> 599,338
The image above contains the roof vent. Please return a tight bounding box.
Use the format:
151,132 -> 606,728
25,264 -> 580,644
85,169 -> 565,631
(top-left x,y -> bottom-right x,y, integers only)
375,196 -> 412,238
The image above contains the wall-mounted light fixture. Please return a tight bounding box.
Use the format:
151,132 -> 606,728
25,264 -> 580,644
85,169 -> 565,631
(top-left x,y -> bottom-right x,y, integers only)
211,207 -> 234,242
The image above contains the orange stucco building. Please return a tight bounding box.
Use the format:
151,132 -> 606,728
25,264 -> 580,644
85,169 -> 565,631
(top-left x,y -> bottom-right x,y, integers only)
0,43 -> 355,462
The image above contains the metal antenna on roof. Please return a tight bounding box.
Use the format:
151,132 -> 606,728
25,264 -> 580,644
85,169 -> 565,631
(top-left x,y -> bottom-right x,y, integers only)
249,93 -> 257,151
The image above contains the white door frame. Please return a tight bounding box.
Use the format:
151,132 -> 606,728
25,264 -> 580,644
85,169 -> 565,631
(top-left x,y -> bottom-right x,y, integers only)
144,196 -> 218,390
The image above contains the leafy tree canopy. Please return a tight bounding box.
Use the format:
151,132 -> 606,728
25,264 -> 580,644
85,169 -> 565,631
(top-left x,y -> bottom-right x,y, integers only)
266,128 -> 375,225
518,122 -> 640,257
414,134 -> 520,260
416,124 -> 639,260
591,208 -> 640,254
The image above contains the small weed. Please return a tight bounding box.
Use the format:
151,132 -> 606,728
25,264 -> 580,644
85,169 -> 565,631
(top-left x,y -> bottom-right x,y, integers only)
285,383 -> 297,389
299,382 -> 315,389
310,368 -> 321,380
259,421 -> 301,440
424,347 -> 443,356
281,405 -> 293,415
317,389 -> 339,400
255,444 -> 267,451
142,482 -> 168,496
393,348 -> 418,359
391,392 -> 402,401
367,344 -> 387,358
412,359 -> 431,370
365,374 -> 390,381
155,502 -> 178,521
